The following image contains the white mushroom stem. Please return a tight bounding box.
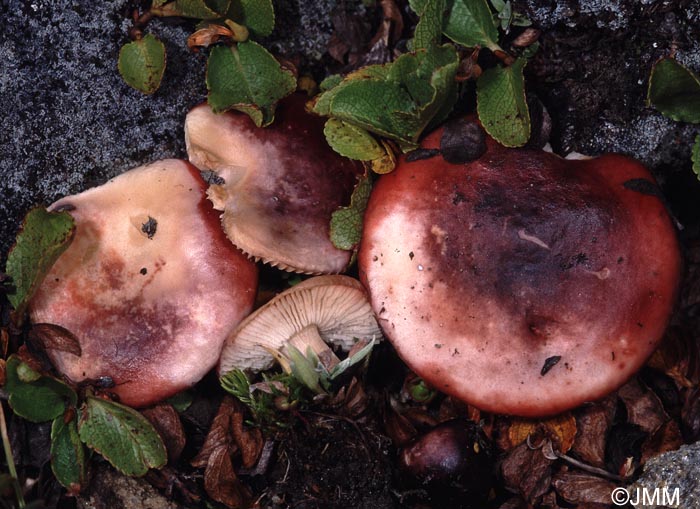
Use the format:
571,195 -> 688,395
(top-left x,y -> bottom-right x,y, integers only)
286,325 -> 340,370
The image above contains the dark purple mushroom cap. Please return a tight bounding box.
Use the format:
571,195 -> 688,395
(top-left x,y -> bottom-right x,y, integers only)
359,122 -> 682,417
185,94 -> 364,274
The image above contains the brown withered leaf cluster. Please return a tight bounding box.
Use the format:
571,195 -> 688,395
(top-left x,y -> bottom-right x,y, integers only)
191,396 -> 263,509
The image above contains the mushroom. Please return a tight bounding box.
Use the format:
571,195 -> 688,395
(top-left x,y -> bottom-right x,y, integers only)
219,275 -> 382,376
30,159 -> 258,407
184,93 -> 364,274
358,119 -> 682,417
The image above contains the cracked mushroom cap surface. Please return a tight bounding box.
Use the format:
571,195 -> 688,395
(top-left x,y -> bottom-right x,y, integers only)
358,122 -> 682,417
30,159 -> 258,407
219,275 -> 382,375
185,93 -> 364,274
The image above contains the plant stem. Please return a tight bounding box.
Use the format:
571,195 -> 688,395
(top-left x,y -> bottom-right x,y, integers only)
0,402 -> 25,509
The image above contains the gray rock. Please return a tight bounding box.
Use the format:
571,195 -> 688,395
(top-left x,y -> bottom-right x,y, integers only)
629,441 -> 700,509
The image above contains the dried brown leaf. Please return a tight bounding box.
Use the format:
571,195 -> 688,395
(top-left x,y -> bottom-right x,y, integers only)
29,323 -> 81,357
1,328 -> 8,357
647,326 -> 700,387
187,25 -> 233,50
383,398 -> 417,447
204,447 -> 252,509
501,442 -> 554,504
618,378 -> 668,435
498,497 -> 528,509
192,397 -> 235,468
375,0 -> 403,46
682,385 -> 700,443
142,404 -> 186,464
506,413 -> 577,454
551,470 -> 618,505
0,358 -> 5,386
571,395 -> 616,468
437,396 -> 470,422
641,419 -> 683,465
230,400 -> 263,469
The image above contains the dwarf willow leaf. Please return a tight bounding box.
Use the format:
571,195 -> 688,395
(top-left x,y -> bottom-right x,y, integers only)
647,57 -> 700,124
412,0 -> 446,50
693,135 -> 700,181
51,413 -> 88,494
228,0 -> 274,37
330,174 -> 372,251
118,34 -> 166,95
206,0 -> 231,16
5,207 -> 74,320
5,355 -> 77,423
324,119 -> 385,160
206,41 -> 296,126
476,58 -> 530,147
152,0 -> 219,19
411,0 -> 501,50
78,397 -> 167,476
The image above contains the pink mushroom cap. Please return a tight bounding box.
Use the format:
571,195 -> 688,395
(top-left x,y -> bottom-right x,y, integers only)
30,159 -> 258,407
359,121 -> 682,417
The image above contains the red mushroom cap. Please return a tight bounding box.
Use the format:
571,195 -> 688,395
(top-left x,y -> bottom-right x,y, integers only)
185,93 -> 364,274
359,121 -> 682,417
30,160 -> 258,407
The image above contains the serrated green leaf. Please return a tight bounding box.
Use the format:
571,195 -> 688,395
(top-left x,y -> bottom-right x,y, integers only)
152,0 -> 219,19
647,57 -> 700,124
693,134 -> 700,181
477,58 -> 530,147
5,207 -> 74,319
5,355 -> 77,423
51,412 -> 88,494
78,397 -> 166,476
330,174 -> 372,251
118,34 -> 166,95
413,0 -> 446,50
228,0 -> 274,37
411,0 -> 500,50
206,41 -> 296,126
324,119 -> 385,160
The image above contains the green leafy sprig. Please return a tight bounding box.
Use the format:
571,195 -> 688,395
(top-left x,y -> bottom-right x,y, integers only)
647,56 -> 700,179
118,0 -> 295,126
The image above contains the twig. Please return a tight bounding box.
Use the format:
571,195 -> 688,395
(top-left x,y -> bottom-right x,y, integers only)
0,402 -> 25,509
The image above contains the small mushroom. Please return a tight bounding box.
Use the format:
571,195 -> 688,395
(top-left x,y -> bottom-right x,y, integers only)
185,94 -> 364,274
358,119 -> 682,417
30,160 -> 258,407
219,275 -> 382,375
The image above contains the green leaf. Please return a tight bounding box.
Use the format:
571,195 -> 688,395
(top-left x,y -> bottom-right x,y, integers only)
330,174 -> 372,251
285,345 -> 324,394
78,397 -> 167,476
647,57 -> 700,123
320,74 -> 343,91
206,41 -> 296,126
476,57 -> 530,147
4,207 -> 74,319
411,0 -> 500,50
329,339 -> 376,380
693,134 -> 700,181
118,34 -> 166,95
165,390 -> 194,413
206,0 -> 231,16
413,0 -> 446,50
51,412 -> 88,494
228,0 -> 275,37
152,0 -> 219,18
323,119 -> 385,160
5,355 -> 77,423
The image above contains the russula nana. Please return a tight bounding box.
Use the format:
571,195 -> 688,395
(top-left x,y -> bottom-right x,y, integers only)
184,94 -> 364,274
358,119 -> 682,417
30,160 -> 258,407
219,275 -> 382,375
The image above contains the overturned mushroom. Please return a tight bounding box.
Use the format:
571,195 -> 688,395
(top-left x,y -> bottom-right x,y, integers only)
359,119 -> 682,417
219,275 -> 382,375
185,94 -> 364,274
30,160 -> 258,407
